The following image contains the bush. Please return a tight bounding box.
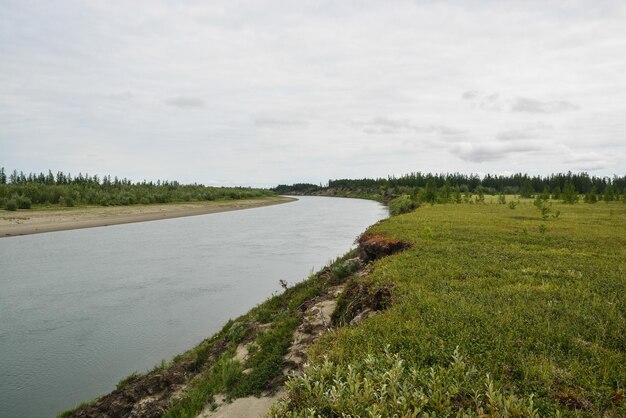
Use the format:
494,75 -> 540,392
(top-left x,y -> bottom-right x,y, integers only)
270,348 -> 539,417
15,195 -> 31,209
389,194 -> 416,216
5,199 -> 17,211
226,321 -> 246,343
330,258 -> 359,281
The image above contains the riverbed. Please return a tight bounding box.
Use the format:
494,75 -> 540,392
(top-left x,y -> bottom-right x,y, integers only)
0,196 -> 387,417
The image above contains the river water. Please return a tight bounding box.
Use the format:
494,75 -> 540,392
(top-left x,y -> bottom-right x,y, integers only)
0,196 -> 387,417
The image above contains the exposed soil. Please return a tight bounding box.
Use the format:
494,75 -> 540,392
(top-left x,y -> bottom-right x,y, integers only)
357,232 -> 410,262
331,279 -> 393,326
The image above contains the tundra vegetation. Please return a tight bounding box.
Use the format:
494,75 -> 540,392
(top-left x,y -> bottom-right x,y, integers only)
58,172 -> 625,417
270,198 -> 626,417
0,168 -> 274,210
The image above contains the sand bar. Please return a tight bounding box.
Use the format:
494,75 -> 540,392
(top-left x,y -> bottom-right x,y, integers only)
0,196 -> 296,238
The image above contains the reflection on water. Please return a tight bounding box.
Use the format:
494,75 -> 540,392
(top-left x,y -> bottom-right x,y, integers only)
0,196 -> 387,417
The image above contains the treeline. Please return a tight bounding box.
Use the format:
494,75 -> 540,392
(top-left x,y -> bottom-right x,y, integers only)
274,171 -> 626,200
0,168 -> 274,210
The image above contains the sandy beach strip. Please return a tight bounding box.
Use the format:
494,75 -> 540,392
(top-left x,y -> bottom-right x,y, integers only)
0,196 -> 296,238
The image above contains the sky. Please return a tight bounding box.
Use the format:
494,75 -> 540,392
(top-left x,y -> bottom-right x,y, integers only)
1,0 -> 625,187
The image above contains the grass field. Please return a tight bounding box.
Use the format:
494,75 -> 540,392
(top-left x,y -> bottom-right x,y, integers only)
272,198 -> 626,417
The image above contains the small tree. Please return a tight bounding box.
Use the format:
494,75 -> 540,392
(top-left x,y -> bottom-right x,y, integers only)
584,187 -> 598,204
562,181 -> 578,204
438,181 -> 451,203
603,185 -> 615,202
421,180 -> 437,204
475,186 -> 485,203
452,186 -> 462,204
519,180 -> 534,198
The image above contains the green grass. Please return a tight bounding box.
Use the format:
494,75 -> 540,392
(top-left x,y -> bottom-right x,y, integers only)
276,199 -> 626,417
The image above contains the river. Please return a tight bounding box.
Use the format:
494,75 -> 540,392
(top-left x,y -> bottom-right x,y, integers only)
0,196 -> 387,417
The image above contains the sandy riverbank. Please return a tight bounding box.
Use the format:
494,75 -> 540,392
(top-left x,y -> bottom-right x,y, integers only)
0,196 -> 295,238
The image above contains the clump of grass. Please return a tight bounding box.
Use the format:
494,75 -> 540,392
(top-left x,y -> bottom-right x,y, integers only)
229,316 -> 299,397
330,258 -> 359,282
163,352 -> 243,418
116,371 -> 140,390
226,321 -> 246,344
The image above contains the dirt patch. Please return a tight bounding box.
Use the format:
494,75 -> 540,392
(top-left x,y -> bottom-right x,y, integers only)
357,233 -> 410,262
198,390 -> 286,418
69,339 -> 229,418
553,385 -> 592,411
331,280 -> 393,326
283,286 -> 344,375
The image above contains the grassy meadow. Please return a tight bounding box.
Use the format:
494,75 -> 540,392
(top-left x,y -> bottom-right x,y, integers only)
273,198 -> 626,417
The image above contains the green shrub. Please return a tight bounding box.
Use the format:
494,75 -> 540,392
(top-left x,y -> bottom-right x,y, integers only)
15,194 -> 31,209
389,194 -> 416,216
270,348 -> 539,417
226,321 -> 246,343
330,258 -> 359,281
5,199 -> 17,211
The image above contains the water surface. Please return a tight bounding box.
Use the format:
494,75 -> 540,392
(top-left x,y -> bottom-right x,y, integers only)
0,196 -> 387,417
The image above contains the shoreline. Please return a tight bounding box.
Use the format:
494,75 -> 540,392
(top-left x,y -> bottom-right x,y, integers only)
0,196 -> 296,238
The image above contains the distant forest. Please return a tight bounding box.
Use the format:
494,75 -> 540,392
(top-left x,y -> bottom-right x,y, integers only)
274,172 -> 626,201
0,168 -> 274,211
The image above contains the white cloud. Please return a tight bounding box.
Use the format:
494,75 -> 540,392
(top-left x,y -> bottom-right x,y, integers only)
164,97 -> 205,109
1,0 -> 625,185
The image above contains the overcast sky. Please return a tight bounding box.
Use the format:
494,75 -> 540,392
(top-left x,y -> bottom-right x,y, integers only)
1,0 -> 625,186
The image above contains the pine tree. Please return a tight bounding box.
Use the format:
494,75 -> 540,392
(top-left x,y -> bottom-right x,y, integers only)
562,181 -> 578,204
603,185 -> 615,202
519,180 -> 533,198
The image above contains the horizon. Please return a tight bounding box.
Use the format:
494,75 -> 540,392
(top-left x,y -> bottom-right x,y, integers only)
1,166 -> 624,189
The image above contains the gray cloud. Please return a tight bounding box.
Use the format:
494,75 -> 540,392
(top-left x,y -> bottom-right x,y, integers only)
353,117 -> 465,136
454,142 -> 543,163
254,117 -> 308,128
463,91 -> 580,114
511,97 -> 579,113
564,152 -> 609,171
164,96 -> 205,109
108,91 -> 135,101
462,90 -> 479,100
496,130 -> 535,141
